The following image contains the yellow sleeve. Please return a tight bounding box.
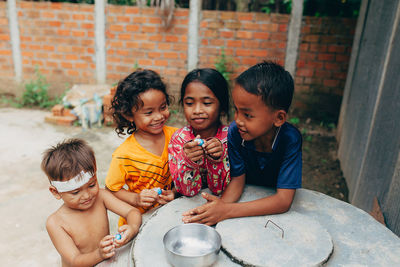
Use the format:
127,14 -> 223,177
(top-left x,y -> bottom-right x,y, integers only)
105,155 -> 127,192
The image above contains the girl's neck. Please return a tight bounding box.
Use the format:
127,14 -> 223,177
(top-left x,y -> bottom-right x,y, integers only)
192,121 -> 220,139
134,129 -> 165,156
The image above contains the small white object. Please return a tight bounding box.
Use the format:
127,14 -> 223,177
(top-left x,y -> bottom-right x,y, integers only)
50,170 -> 93,193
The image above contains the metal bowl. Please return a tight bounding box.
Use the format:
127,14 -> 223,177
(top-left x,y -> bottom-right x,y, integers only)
163,223 -> 221,267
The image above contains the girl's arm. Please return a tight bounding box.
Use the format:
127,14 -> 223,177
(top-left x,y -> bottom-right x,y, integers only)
101,189 -> 142,246
168,133 -> 204,196
46,215 -> 113,267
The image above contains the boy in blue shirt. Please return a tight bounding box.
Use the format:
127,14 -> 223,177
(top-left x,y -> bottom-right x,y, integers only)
183,61 -> 302,225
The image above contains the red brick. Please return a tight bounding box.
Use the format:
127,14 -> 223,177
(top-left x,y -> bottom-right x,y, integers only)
254,32 -> 270,40
236,31 -> 253,39
328,45 -> 346,53
52,104 -> 64,116
323,79 -> 339,87
227,40 -> 242,48
126,25 -> 140,32
325,62 -> 340,71
296,68 -> 314,77
220,31 -> 234,38
303,35 -> 319,43
109,25 -> 124,32
318,53 -> 335,61
336,54 -> 350,62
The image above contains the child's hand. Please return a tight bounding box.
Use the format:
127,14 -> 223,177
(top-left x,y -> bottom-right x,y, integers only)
138,189 -> 158,207
182,192 -> 226,226
204,138 -> 223,160
158,189 -> 175,205
98,235 -> 116,260
183,135 -> 205,162
113,224 -> 139,248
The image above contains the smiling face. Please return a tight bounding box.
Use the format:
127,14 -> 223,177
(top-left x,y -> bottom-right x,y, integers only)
130,89 -> 170,136
232,84 -> 286,142
51,175 -> 99,211
183,82 -> 221,138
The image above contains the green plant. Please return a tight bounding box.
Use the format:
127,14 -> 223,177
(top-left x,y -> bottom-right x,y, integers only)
288,117 -> 300,125
214,47 -> 237,121
21,67 -> 62,109
0,95 -> 22,108
214,47 -> 236,83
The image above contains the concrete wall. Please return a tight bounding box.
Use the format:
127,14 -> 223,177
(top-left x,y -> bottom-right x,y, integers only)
337,0 -> 400,236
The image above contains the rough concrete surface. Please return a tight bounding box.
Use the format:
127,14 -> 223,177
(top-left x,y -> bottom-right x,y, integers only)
0,108 -> 125,266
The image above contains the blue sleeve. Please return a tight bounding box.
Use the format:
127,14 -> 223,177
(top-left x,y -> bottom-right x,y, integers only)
276,128 -> 302,189
228,122 -> 246,178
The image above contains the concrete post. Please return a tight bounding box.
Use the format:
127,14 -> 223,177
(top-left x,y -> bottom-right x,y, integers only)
7,0 -> 22,83
187,0 -> 201,71
284,0 -> 304,77
95,0 -> 106,84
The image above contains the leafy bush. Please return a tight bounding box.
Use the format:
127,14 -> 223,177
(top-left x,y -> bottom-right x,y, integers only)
21,68 -> 62,109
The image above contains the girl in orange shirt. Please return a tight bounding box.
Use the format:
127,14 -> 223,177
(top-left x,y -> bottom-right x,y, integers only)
105,69 -> 177,225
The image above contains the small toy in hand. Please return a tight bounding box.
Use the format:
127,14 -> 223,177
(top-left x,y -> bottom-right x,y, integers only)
115,233 -> 122,240
194,138 -> 204,146
153,187 -> 162,195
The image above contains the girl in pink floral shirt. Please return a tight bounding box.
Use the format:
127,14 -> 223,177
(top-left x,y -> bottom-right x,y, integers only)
168,68 -> 230,197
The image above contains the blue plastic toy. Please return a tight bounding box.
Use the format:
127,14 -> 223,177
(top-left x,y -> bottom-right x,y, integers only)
115,233 -> 122,240
154,187 -> 162,195
195,138 -> 204,146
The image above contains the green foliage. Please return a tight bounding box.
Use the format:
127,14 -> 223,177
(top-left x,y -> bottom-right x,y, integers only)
21,67 -> 63,109
214,47 -> 236,83
288,117 -> 300,125
214,47 -> 237,121
261,0 -> 291,14
0,95 -> 22,108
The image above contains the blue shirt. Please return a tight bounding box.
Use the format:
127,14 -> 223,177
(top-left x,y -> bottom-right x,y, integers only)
228,121 -> 302,189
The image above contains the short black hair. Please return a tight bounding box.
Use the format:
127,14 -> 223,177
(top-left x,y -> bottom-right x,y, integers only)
111,69 -> 171,136
41,138 -> 96,182
235,61 -> 294,112
179,68 -> 229,116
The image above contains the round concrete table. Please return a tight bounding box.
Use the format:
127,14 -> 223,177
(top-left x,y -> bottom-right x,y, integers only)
131,186 -> 400,266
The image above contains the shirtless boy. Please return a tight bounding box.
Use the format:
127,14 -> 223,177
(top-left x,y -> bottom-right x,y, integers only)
41,139 -> 141,267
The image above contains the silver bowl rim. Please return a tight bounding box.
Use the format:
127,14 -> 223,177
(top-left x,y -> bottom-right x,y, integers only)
163,223 -> 222,257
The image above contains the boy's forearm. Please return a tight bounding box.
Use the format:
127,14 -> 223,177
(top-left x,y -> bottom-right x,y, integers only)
112,188 -> 140,207
221,174 -> 245,203
126,208 -> 142,235
224,188 -> 296,220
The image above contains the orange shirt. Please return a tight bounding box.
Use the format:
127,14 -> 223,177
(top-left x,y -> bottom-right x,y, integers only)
105,126 -> 177,225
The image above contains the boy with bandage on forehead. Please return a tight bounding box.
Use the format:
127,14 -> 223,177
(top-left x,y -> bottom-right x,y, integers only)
41,139 -> 141,267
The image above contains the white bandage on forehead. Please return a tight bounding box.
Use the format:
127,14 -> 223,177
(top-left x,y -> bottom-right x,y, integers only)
50,170 -> 94,193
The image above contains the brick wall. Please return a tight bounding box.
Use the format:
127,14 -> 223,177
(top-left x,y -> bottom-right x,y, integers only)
0,1 -> 356,118
105,6 -> 188,91
296,17 -> 355,95
18,1 -> 96,89
199,11 -> 288,77
293,16 -> 356,121
0,3 -> 14,85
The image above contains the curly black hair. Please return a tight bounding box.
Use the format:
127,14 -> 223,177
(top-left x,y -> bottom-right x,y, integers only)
111,69 -> 171,136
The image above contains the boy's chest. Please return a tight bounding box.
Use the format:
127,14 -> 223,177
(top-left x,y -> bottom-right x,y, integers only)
63,205 -> 109,253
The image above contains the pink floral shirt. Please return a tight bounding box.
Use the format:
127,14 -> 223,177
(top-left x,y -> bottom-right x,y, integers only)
168,125 -> 230,196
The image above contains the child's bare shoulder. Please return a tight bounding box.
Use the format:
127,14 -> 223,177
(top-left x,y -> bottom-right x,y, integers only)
46,206 -> 68,232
